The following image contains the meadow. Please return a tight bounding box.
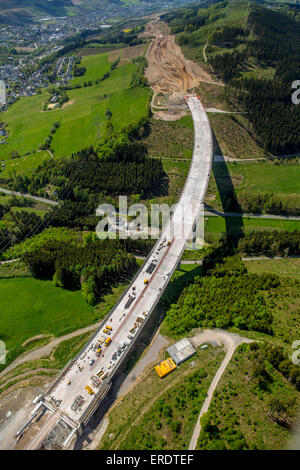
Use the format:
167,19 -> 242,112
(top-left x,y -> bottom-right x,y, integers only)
204,215 -> 300,244
70,52 -> 111,87
0,151 -> 50,181
0,52 -> 150,172
0,277 -> 97,365
206,160 -> 300,213
209,113 -> 266,159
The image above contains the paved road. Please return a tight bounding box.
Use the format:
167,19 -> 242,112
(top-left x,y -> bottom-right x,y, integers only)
0,187 -> 58,206
188,330 -> 253,450
205,209 -> 300,220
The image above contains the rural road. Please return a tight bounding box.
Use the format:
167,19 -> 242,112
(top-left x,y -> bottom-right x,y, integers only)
205,209 -> 300,220
0,187 -> 58,206
188,330 -> 253,450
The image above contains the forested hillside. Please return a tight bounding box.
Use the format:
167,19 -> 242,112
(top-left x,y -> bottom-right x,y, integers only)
163,1 -> 300,154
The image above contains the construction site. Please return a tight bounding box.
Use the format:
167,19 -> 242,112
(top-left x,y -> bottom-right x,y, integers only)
1,19 -> 214,451
144,19 -> 214,120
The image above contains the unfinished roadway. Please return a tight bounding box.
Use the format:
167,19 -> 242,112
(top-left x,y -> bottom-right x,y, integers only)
18,94 -> 213,450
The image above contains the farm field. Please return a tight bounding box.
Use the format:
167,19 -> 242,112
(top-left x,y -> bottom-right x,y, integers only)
0,151 -> 50,181
70,52 -> 111,87
206,160 -> 300,213
0,53 -> 150,168
0,277 -> 96,367
204,215 -> 300,244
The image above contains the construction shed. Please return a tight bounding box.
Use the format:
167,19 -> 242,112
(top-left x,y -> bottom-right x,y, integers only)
167,338 -> 196,365
155,358 -> 177,378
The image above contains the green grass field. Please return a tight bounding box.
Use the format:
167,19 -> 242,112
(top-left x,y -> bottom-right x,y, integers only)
0,277 -> 97,364
70,52 -> 111,87
0,151 -> 50,181
204,215 -> 300,243
0,53 -> 150,171
227,161 -> 300,195
206,160 -> 300,213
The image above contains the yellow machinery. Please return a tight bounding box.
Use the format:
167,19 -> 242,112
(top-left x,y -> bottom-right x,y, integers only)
104,337 -> 112,347
106,325 -> 112,331
96,348 -> 102,357
85,385 -> 94,395
155,358 -> 177,378
144,278 -> 149,285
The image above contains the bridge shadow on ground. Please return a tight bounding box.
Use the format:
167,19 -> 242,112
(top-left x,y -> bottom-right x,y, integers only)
203,130 -> 244,268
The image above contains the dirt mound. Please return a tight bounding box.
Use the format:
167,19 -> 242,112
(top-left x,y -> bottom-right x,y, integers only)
144,20 -> 212,119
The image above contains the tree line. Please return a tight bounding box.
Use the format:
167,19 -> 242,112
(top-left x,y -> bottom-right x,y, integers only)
24,238 -> 138,305
237,230 -> 300,257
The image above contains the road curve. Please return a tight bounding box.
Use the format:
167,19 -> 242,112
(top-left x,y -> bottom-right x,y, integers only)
188,330 -> 253,450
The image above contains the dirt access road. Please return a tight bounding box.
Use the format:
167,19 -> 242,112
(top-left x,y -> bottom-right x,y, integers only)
144,19 -> 220,120
188,330 -> 253,450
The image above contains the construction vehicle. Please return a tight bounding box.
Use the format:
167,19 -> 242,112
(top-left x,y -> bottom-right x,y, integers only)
102,373 -> 108,380
104,337 -> 112,347
67,380 -> 71,386
144,278 -> 149,285
103,328 -> 111,335
85,385 -> 94,395
96,348 -> 102,357
106,325 -> 112,331
97,370 -> 104,378
98,336 -> 106,344
167,240 -> 171,246
129,327 -> 135,334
